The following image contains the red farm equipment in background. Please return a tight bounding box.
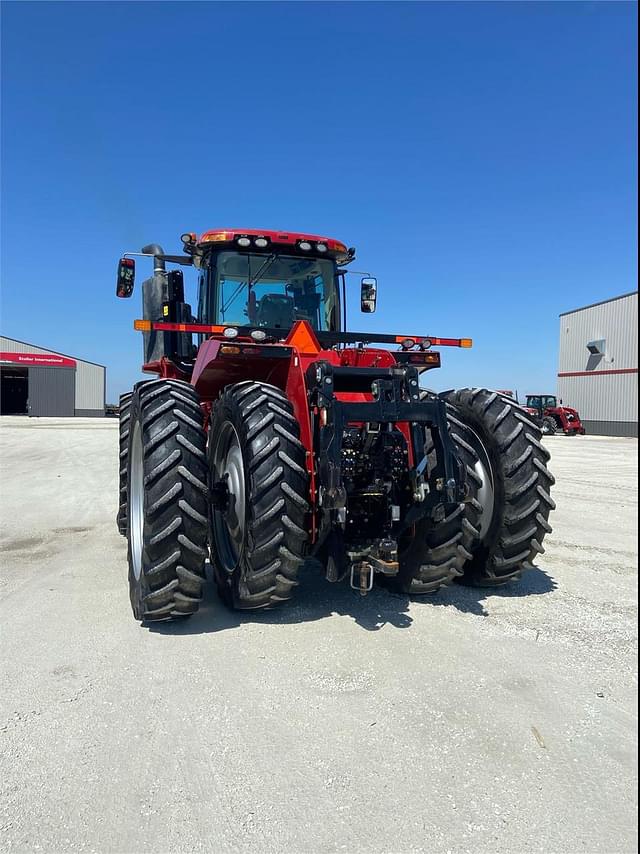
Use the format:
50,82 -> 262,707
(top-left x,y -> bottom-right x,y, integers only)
523,394 -> 586,436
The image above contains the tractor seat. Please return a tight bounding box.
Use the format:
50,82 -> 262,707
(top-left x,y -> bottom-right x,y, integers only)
255,294 -> 295,329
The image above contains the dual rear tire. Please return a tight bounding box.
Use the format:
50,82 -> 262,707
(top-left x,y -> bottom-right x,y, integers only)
441,389 -> 555,587
121,379 -> 308,621
393,389 -> 555,593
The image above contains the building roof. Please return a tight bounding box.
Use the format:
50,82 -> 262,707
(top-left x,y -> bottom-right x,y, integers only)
559,291 -> 638,318
0,335 -> 106,369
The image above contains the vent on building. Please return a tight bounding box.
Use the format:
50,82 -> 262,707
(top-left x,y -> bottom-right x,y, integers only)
586,339 -> 606,356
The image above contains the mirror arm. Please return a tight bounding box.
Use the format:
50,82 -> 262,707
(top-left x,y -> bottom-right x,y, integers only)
123,252 -> 193,268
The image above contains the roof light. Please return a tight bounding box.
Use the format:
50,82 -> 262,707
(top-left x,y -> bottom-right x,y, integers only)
223,327 -> 239,338
250,329 -> 267,341
254,237 -> 268,248
299,241 -> 312,251
460,338 -> 473,348
316,242 -> 327,253
134,319 -> 151,331
237,237 -> 251,247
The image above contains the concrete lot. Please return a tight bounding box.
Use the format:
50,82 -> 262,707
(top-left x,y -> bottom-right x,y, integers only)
0,418 -> 637,854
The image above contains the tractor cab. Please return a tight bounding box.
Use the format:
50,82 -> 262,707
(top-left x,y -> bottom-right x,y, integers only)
198,246 -> 341,332
115,228 -> 383,364
526,395 -> 558,412
188,229 -> 359,338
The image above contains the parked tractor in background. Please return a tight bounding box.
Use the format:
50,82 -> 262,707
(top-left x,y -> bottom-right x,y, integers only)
524,394 -> 586,436
114,228 -> 555,623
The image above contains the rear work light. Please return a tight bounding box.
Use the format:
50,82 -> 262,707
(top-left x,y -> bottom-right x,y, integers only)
254,237 -> 269,248
393,350 -> 441,368
414,352 -> 440,364
237,237 -> 251,247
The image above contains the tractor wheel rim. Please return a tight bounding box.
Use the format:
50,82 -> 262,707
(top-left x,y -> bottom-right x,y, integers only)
467,426 -> 495,542
129,419 -> 144,581
212,422 -> 245,572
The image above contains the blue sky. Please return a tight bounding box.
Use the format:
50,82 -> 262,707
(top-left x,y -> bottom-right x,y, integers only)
1,1 -> 636,401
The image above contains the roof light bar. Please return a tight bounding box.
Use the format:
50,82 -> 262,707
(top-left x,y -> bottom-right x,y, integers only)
196,229 -> 351,259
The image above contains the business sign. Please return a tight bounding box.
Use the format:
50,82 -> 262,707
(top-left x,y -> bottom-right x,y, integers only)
0,351 -> 77,369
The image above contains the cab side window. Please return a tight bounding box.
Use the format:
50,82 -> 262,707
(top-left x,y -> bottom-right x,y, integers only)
196,273 -> 207,345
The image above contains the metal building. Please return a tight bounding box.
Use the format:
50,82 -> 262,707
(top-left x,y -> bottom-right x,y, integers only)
0,336 -> 105,417
557,292 -> 638,437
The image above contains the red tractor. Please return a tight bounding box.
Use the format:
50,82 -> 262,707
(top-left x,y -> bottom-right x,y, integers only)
523,395 -> 586,436
115,228 -> 555,622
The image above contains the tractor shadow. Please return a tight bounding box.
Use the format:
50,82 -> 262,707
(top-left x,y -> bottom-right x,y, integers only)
428,564 -> 558,617
147,561 -> 557,635
149,559 -> 412,634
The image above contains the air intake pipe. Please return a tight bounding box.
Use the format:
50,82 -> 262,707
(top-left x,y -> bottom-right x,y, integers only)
142,243 -> 166,274
141,244 -> 167,363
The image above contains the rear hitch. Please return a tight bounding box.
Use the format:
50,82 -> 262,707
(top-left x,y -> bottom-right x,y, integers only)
350,562 -> 374,596
348,537 -> 399,596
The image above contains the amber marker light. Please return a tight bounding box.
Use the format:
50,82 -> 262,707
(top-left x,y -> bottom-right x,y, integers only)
201,231 -> 231,243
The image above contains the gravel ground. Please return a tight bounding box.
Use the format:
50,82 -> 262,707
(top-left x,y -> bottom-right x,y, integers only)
0,418 -> 637,854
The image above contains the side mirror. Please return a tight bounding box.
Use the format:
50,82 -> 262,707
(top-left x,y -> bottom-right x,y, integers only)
360,277 -> 377,313
116,257 -> 135,298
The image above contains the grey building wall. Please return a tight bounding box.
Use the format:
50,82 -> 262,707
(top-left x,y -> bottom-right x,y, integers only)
557,292 -> 638,437
0,336 -> 105,415
28,367 -> 75,416
74,362 -> 106,413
